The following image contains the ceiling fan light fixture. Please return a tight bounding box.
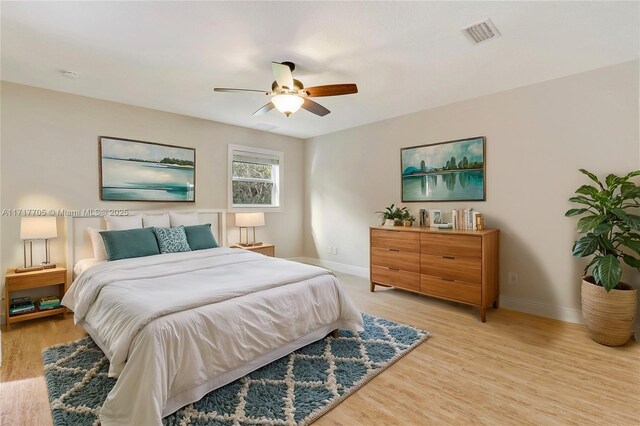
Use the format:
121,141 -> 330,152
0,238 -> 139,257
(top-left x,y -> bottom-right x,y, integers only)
272,94 -> 304,117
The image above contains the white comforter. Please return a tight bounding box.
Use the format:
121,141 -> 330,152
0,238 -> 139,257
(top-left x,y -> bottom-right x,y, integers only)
62,248 -> 363,425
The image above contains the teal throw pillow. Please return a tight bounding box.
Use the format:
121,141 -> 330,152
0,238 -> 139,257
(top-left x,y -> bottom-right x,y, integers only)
184,224 -> 218,250
100,228 -> 161,261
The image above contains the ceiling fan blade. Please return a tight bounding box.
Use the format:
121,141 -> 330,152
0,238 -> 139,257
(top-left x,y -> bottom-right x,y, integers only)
272,62 -> 294,90
304,84 -> 358,97
253,102 -> 275,116
302,98 -> 330,117
214,88 -> 268,94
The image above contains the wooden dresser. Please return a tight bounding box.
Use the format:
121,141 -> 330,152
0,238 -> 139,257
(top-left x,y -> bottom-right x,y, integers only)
370,226 -> 499,322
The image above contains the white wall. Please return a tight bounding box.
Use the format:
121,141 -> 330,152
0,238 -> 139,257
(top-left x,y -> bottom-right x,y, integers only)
304,61 -> 640,322
0,82 -> 305,277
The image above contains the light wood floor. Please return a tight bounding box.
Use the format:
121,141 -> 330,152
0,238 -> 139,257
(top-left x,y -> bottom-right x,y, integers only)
1,272 -> 639,425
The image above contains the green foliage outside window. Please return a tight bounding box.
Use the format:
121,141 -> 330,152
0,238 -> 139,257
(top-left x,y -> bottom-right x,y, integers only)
232,161 -> 275,205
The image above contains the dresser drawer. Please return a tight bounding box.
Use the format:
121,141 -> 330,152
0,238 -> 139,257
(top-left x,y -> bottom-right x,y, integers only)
371,229 -> 419,253
420,274 -> 481,305
372,266 -> 420,292
371,248 -> 420,273
421,233 -> 481,259
421,254 -> 481,284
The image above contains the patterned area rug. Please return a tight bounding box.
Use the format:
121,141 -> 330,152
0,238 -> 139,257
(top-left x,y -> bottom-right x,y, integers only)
42,314 -> 429,426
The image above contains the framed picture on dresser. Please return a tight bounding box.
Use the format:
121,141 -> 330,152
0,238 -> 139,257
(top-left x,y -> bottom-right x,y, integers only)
401,136 -> 485,202
99,136 -> 196,202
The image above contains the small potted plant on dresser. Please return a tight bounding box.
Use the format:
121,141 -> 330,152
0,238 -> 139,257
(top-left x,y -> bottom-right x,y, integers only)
402,210 -> 416,227
566,169 -> 639,346
375,204 -> 411,226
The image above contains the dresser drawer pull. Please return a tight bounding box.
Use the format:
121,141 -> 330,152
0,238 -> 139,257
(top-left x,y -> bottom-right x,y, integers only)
388,267 -> 400,271
388,248 -> 400,252
442,256 -> 456,260
442,277 -> 455,282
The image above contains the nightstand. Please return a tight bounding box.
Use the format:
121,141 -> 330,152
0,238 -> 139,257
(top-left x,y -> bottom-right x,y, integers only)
230,243 -> 275,257
4,267 -> 68,329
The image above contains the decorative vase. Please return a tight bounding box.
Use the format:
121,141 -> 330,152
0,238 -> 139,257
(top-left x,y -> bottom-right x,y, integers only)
384,219 -> 395,227
403,220 -> 413,227
393,220 -> 403,226
581,276 -> 637,346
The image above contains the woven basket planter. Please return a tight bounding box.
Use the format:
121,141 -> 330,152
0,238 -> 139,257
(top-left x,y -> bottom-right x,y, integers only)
581,276 -> 637,346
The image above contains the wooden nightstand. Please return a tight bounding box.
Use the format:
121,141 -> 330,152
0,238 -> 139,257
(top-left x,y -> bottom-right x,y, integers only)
230,243 -> 275,257
4,267 -> 68,329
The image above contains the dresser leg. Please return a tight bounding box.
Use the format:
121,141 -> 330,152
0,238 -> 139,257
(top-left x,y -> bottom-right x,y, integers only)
480,307 -> 487,323
370,282 -> 375,292
493,298 -> 499,309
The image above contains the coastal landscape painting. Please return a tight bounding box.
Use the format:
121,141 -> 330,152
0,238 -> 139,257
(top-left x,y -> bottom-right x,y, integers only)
99,137 -> 195,201
401,137 -> 485,202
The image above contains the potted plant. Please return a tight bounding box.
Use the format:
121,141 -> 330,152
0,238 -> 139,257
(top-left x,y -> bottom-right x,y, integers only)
566,169 -> 639,346
376,204 -> 411,226
402,210 -> 416,227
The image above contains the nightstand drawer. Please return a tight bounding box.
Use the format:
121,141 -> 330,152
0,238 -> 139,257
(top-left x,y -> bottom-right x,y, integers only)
420,274 -> 481,305
421,255 -> 481,284
252,245 -> 275,257
7,270 -> 66,291
371,229 -> 419,253
371,248 -> 420,273
372,266 -> 420,292
421,234 -> 482,259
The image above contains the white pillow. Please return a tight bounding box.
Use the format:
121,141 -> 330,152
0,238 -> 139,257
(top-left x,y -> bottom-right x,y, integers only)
142,213 -> 170,228
105,214 -> 143,231
169,211 -> 199,227
87,227 -> 108,260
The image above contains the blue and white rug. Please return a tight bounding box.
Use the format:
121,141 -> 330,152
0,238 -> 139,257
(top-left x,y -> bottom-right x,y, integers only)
42,314 -> 429,425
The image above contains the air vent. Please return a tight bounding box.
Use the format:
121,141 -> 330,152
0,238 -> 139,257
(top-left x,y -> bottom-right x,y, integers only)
251,123 -> 277,131
462,19 -> 501,44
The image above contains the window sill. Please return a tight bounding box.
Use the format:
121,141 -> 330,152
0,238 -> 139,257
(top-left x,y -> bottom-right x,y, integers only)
229,206 -> 282,213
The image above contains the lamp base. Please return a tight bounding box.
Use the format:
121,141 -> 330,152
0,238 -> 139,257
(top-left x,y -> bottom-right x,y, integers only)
238,242 -> 263,247
14,263 -> 56,274
15,265 -> 45,273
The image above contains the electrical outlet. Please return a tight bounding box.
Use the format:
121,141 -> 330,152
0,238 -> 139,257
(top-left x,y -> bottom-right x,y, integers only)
508,272 -> 519,285
328,246 -> 332,254
333,247 -> 338,255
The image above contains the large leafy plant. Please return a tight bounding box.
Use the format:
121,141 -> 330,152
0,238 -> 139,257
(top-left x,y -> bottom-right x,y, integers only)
566,169 -> 640,291
376,204 -> 410,224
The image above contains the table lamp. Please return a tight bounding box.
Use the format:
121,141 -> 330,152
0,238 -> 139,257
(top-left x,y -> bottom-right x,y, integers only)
17,217 -> 58,273
235,212 -> 265,247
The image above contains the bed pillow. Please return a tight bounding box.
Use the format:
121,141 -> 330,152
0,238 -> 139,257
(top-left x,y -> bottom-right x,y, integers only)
142,213 -> 170,228
169,211 -> 199,227
184,224 -> 218,250
153,226 -> 191,254
105,214 -> 143,231
87,227 -> 108,260
100,228 -> 160,261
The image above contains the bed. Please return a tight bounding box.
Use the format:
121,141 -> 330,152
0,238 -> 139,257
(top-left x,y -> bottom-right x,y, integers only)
62,210 -> 364,425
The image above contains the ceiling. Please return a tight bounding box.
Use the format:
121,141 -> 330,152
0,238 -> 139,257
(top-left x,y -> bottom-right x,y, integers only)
1,2 -> 638,139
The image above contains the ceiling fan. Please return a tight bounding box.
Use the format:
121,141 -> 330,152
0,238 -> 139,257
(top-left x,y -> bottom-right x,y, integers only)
214,61 -> 358,117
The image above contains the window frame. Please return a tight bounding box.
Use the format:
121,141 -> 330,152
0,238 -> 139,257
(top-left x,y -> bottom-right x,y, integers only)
228,144 -> 283,212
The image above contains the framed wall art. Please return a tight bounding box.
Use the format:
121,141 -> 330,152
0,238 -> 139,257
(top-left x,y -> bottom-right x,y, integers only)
99,136 -> 196,202
401,136 -> 485,202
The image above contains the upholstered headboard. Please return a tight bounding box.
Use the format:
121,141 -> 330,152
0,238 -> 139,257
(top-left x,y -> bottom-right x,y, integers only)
65,209 -> 226,283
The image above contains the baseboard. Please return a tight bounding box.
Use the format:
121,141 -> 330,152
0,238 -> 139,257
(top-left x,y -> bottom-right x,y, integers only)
289,257 -> 585,324
288,257 -> 369,279
499,296 -> 582,324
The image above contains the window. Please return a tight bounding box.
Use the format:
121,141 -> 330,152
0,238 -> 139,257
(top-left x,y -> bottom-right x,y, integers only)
228,145 -> 282,210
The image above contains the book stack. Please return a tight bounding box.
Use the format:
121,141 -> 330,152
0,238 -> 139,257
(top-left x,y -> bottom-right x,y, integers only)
451,209 -> 484,230
9,297 -> 35,316
38,295 -> 61,310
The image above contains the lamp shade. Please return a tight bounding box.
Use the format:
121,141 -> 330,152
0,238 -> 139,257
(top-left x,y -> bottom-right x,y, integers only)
272,94 -> 304,117
20,217 -> 57,240
235,212 -> 265,227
